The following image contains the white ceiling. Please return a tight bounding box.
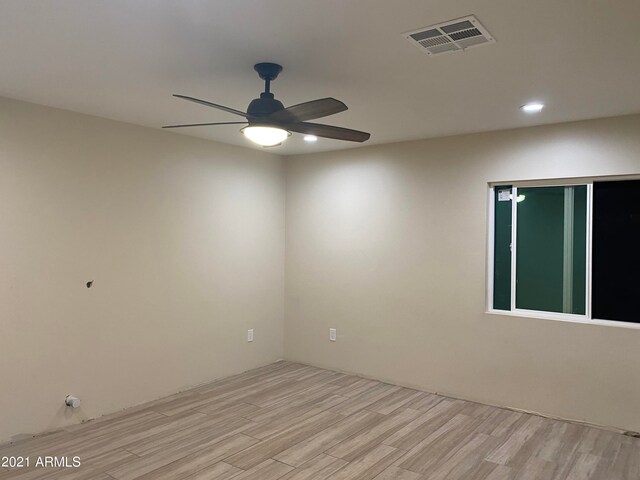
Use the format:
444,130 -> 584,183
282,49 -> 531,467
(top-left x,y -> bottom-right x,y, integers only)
1,0 -> 639,155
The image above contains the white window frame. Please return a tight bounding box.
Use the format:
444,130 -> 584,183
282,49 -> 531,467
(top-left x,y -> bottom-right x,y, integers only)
486,174 -> 640,330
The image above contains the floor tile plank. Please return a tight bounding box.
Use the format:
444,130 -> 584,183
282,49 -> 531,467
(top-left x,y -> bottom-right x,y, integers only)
1,362 -> 636,480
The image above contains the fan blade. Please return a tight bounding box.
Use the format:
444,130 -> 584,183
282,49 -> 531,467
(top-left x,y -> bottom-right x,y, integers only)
269,98 -> 347,123
173,95 -> 247,117
162,121 -> 247,129
287,122 -> 370,142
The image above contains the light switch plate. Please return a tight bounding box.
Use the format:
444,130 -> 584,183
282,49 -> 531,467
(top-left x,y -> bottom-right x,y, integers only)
247,329 -> 254,342
329,328 -> 337,342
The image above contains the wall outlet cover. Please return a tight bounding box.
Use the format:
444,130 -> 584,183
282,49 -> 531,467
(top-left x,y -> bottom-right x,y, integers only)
329,328 -> 337,342
247,329 -> 254,342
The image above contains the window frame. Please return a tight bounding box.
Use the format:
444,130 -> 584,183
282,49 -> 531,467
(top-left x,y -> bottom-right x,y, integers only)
486,174 -> 640,330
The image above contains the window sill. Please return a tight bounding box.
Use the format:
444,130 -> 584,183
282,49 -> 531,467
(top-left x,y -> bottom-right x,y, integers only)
486,309 -> 640,330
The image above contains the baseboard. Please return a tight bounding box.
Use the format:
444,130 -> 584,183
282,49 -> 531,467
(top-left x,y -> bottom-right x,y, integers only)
283,356 -> 636,437
0,357 -> 286,448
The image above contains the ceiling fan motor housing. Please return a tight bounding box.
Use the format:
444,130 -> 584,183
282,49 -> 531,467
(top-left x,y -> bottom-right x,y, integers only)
246,94 -> 285,120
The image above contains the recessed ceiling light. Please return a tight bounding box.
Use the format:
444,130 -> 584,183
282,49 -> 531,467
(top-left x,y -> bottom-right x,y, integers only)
521,102 -> 544,113
304,135 -> 318,143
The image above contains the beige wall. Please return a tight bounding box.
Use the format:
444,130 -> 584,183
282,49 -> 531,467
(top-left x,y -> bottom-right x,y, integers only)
0,97 -> 285,443
2,95 -> 639,443
284,114 -> 640,432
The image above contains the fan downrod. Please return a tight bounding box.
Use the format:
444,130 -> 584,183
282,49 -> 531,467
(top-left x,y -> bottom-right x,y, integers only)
254,63 -> 282,95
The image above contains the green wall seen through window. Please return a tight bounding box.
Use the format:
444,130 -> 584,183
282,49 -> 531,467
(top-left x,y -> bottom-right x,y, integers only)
493,186 -> 512,310
515,186 -> 587,314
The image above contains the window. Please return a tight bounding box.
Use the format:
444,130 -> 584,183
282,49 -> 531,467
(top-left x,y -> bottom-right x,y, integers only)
488,178 -> 640,325
592,180 -> 640,323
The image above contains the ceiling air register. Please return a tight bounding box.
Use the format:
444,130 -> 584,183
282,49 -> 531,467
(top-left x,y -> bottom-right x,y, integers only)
403,15 -> 495,56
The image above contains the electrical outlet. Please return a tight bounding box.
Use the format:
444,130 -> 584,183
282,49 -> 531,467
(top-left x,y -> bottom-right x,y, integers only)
247,329 -> 254,342
329,328 -> 337,342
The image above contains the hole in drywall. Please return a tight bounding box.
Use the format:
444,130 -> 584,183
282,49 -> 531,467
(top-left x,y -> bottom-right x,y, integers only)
86,280 -> 93,288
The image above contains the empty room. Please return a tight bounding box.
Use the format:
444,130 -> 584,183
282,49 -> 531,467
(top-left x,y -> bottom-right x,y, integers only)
1,1 -> 640,479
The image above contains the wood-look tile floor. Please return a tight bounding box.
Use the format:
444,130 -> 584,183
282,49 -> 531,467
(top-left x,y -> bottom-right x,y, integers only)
1,361 -> 638,480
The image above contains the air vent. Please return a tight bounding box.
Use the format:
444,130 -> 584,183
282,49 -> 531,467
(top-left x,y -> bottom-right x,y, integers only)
403,15 -> 495,56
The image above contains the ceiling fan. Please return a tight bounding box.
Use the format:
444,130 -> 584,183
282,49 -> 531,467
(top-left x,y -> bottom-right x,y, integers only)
163,62 -> 370,147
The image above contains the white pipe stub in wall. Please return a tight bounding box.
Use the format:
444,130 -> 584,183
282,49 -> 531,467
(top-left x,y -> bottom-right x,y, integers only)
65,395 -> 81,409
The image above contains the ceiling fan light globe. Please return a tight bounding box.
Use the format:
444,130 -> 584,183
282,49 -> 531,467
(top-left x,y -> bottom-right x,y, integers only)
241,125 -> 290,147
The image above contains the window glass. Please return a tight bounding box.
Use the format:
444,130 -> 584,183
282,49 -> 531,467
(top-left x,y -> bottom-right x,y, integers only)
592,180 -> 640,323
515,185 -> 587,314
493,186 -> 512,310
